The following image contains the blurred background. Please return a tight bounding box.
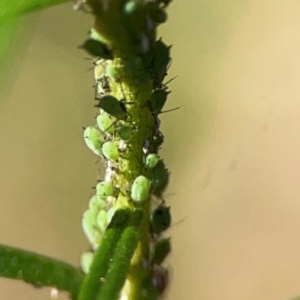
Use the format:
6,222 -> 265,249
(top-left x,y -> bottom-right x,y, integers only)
1,0 -> 300,299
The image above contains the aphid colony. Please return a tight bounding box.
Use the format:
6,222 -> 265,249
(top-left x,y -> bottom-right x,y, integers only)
80,32 -> 173,296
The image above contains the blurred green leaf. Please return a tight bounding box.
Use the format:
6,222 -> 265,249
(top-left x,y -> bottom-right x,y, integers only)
0,0 -> 71,102
0,0 -> 70,19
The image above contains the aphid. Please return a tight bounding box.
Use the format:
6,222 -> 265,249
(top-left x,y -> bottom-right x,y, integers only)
148,89 -> 170,115
152,132 -> 164,151
152,39 -> 171,88
106,64 -> 121,82
96,209 -> 108,232
79,39 -> 112,60
145,153 -> 159,169
124,0 -> 138,14
131,175 -> 151,202
80,251 -> 94,274
117,125 -> 135,142
102,141 -> 120,161
88,195 -> 106,212
107,206 -> 116,224
152,238 -> 171,265
83,126 -> 104,156
147,6 -> 167,24
150,205 -> 171,234
152,160 -> 169,195
97,113 -> 115,133
95,95 -> 127,120
82,209 -> 102,248
139,270 -> 160,300
96,181 -> 114,198
152,265 -> 168,294
161,0 -> 172,7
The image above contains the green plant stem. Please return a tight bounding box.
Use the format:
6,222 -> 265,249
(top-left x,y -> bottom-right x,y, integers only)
113,58 -> 154,300
78,208 -> 132,300
0,243 -> 83,298
96,209 -> 143,300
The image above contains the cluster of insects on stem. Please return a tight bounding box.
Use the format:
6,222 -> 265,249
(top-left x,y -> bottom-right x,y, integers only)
74,0 -> 176,298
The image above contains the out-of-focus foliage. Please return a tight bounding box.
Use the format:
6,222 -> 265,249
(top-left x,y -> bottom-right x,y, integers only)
0,0 -> 70,101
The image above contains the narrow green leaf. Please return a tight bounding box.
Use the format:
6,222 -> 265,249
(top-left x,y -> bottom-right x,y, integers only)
0,243 -> 83,298
0,0 -> 70,20
78,208 -> 132,300
96,209 -> 143,300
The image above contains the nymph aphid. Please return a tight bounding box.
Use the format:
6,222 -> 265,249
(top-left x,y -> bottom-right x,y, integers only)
145,153 -> 159,169
95,95 -> 127,120
96,181 -> 114,198
83,126 -> 104,156
131,175 -> 151,202
97,113 -> 115,133
102,141 -> 120,161
79,38 -> 112,60
150,205 -> 171,234
152,160 -> 169,195
151,238 -> 171,265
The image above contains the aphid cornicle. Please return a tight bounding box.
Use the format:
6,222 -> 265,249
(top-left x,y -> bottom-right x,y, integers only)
131,175 -> 151,202
150,205 -> 171,234
95,95 -> 127,120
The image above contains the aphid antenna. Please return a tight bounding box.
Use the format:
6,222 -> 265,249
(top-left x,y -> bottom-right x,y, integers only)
168,217 -> 187,230
102,119 -> 118,133
84,65 -> 95,73
163,75 -> 178,87
159,105 -> 183,115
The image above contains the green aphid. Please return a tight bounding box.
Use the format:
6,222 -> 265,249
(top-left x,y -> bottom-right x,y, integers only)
131,175 -> 151,202
80,251 -> 94,274
96,210 -> 108,232
117,125 -> 135,141
148,89 -> 170,115
96,181 -> 114,198
152,160 -> 169,195
88,195 -> 106,212
106,64 -> 121,82
97,113 -> 115,133
124,56 -> 143,71
145,153 -> 159,169
152,39 -> 171,88
79,39 -> 112,60
84,126 -> 105,156
102,141 -> 120,161
152,238 -> 171,265
95,95 -> 127,120
150,205 -> 171,234
124,0 -> 137,14
82,209 -> 102,248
